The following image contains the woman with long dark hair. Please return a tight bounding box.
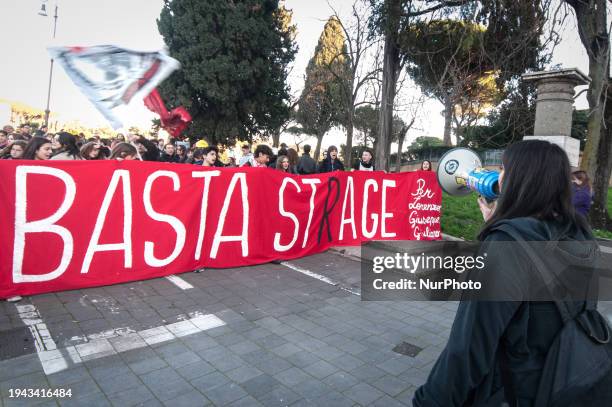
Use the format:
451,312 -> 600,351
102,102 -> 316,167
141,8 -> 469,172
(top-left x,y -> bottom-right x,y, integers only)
420,159 -> 432,171
1,140 -> 27,159
414,140 -> 602,406
23,137 -> 53,160
110,142 -> 138,161
80,141 -> 106,160
50,132 -> 81,160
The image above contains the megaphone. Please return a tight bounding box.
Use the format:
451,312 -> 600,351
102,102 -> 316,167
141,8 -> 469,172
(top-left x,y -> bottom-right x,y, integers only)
436,148 -> 500,200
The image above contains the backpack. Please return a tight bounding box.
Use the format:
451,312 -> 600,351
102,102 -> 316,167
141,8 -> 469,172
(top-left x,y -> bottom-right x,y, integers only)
493,224 -> 612,407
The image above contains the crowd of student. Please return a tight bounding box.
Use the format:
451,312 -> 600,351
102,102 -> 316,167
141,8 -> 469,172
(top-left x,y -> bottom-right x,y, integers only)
0,124 -> 386,175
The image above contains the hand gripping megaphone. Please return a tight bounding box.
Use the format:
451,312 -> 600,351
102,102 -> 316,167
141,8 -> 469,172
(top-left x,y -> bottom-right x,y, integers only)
436,148 -> 500,200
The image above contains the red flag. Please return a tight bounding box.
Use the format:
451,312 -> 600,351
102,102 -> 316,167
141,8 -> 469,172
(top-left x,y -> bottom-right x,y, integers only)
144,89 -> 192,137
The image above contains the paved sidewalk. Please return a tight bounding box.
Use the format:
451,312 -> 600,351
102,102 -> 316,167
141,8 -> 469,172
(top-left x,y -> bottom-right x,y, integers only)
3,247 -> 612,407
1,251 -> 458,407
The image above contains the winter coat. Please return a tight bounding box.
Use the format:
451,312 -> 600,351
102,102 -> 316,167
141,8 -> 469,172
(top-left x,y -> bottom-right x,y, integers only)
352,159 -> 375,171
159,153 -> 179,163
318,157 -> 344,173
50,151 -> 81,160
297,153 -> 317,174
572,185 -> 592,217
413,217 -> 597,407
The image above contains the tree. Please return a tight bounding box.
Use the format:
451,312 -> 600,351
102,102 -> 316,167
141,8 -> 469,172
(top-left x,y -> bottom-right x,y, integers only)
325,2 -> 382,171
393,114 -> 416,172
408,136 -> 446,150
354,104 -> 380,148
296,17 -> 346,160
565,0 -> 611,230
400,20 -> 499,146
369,0 -> 554,168
157,0 -> 297,145
369,0 -> 473,170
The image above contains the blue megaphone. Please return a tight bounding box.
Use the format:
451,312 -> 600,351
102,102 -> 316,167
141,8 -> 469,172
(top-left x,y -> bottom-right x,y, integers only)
436,148 -> 500,200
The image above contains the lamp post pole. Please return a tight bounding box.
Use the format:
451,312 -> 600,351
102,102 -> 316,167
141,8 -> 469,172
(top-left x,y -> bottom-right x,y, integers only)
43,4 -> 58,129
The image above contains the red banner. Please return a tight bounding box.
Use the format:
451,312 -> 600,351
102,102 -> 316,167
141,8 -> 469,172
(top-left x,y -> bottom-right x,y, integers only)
0,161 -> 442,298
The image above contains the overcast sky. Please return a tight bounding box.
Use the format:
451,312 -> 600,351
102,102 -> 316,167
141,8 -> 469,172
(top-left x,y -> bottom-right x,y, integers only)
0,0 -> 595,149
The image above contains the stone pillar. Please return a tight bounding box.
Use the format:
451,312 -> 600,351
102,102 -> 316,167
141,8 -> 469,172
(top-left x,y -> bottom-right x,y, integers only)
522,68 -> 590,167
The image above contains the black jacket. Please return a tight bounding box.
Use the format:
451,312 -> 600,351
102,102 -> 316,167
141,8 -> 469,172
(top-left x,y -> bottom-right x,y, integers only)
159,152 -> 179,163
297,153 -> 317,174
413,217 -> 596,407
352,159 -> 375,171
318,157 -> 344,173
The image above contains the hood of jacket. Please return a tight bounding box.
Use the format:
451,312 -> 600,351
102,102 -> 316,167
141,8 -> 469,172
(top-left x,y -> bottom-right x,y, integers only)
489,217 -> 598,263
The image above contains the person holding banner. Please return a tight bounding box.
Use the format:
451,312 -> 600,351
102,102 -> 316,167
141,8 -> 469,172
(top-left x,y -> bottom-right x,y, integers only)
201,146 -> 218,167
110,143 -> 138,161
244,144 -> 273,168
23,137 -> 53,160
318,145 -> 345,173
160,143 -> 180,163
352,149 -> 375,171
1,140 -> 26,159
275,155 -> 292,173
421,160 -> 432,171
80,142 -> 107,161
51,132 -> 82,160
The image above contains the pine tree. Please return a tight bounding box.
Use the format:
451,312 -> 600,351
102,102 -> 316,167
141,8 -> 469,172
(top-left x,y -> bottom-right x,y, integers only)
296,17 -> 347,160
157,0 -> 297,145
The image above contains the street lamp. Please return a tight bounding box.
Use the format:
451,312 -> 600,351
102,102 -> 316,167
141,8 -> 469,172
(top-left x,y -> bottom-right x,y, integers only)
39,0 -> 58,129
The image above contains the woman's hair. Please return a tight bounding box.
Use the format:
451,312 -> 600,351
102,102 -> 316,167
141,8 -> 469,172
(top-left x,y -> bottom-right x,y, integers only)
177,145 -> 187,154
80,142 -> 106,160
54,132 -> 81,158
192,148 -> 205,160
110,142 -> 138,160
421,160 -> 432,171
572,170 -> 591,191
478,140 -> 589,240
287,148 -> 299,167
327,145 -> 338,155
23,137 -> 52,159
275,155 -> 290,171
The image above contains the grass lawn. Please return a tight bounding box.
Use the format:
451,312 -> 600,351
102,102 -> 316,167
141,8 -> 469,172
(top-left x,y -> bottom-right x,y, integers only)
441,188 -> 612,241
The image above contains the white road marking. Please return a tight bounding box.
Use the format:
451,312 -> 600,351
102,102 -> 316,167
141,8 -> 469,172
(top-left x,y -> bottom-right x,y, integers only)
280,261 -> 361,296
165,275 -> 194,290
16,304 -> 67,375
600,244 -> 612,254
14,304 -> 225,375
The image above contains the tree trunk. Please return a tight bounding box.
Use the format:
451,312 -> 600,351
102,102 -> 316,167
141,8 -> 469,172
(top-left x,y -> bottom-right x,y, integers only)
395,126 -> 408,173
568,0 -> 610,229
589,83 -> 612,230
345,106 -> 354,168
314,131 -> 325,163
455,124 -> 463,146
272,131 -> 281,148
443,94 -> 453,146
571,0 -> 608,179
376,0 -> 401,172
372,132 -> 378,157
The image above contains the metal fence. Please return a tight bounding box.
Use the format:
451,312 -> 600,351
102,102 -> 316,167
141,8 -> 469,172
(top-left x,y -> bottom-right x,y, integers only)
401,148 -> 504,167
